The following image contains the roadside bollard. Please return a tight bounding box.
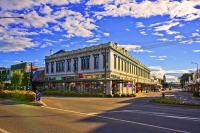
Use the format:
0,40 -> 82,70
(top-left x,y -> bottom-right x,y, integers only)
162,93 -> 165,98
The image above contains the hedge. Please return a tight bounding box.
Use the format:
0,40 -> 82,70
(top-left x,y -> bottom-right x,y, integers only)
0,90 -> 35,102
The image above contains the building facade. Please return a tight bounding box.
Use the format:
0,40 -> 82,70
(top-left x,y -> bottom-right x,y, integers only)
44,42 -> 151,94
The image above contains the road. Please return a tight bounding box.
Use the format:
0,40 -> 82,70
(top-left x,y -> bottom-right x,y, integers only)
0,89 -> 200,133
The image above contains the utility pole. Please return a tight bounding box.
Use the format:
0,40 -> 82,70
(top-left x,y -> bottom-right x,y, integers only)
30,62 -> 33,91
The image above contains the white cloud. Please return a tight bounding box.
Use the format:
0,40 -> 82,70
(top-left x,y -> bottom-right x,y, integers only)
166,30 -> 180,35
149,66 -> 193,82
154,22 -> 180,32
140,31 -> 146,35
150,56 -> 156,58
157,38 -> 170,41
136,22 -> 145,28
156,58 -> 164,61
152,32 -> 164,36
91,0 -> 200,22
118,44 -> 152,53
192,33 -> 200,37
104,32 -> 110,36
86,38 -> 100,43
193,50 -> 200,52
126,28 -> 130,31
40,42 -> 53,48
159,56 -> 167,58
175,35 -> 185,39
0,0 -> 81,11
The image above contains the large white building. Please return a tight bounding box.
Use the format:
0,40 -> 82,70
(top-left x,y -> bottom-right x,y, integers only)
44,42 -> 151,94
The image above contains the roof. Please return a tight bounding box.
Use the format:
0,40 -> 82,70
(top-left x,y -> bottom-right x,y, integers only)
53,49 -> 65,55
32,70 -> 43,81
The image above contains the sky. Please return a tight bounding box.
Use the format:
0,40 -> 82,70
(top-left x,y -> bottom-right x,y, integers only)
0,0 -> 200,82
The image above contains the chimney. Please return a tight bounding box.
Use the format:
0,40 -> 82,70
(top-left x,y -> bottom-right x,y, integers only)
50,50 -> 53,55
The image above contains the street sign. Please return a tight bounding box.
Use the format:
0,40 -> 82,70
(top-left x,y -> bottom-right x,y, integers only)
36,91 -> 41,101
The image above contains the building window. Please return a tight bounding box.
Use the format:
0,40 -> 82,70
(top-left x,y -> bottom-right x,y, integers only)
61,61 -> 65,72
125,61 -> 127,72
56,60 -> 65,72
94,54 -> 99,69
74,58 -> 78,72
118,58 -> 120,70
103,53 -> 108,68
121,60 -> 123,71
51,62 -> 54,73
46,63 -> 49,73
81,56 -> 90,70
114,56 -> 117,69
67,59 -> 71,71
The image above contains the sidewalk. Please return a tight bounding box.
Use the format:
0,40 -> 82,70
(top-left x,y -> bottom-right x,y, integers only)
136,91 -> 162,98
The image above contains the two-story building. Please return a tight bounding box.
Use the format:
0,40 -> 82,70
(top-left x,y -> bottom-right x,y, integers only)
43,42 -> 151,94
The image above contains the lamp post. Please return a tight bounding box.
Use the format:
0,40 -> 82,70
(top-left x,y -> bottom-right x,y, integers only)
0,16 -> 25,19
191,62 -> 199,79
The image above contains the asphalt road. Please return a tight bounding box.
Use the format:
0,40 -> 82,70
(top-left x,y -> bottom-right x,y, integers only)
0,90 -> 200,133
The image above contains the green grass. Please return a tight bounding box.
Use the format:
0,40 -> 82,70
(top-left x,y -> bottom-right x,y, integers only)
150,98 -> 200,107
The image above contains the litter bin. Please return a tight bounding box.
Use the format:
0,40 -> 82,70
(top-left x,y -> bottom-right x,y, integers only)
162,93 -> 165,98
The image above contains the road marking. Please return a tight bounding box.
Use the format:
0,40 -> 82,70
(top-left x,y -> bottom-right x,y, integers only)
123,110 -> 200,122
41,106 -> 191,133
0,128 -> 10,133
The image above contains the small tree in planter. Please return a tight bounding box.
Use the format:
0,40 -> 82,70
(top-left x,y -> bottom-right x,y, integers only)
121,93 -> 127,97
0,82 -> 5,91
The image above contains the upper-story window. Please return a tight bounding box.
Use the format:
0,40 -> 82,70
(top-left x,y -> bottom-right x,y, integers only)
121,60 -> 123,71
103,53 -> 108,68
81,56 -> 90,70
118,58 -> 120,70
114,55 -> 117,69
51,62 -> 54,73
56,60 -> 65,72
67,59 -> 71,71
73,58 -> 78,72
46,63 -> 49,73
94,54 -> 99,69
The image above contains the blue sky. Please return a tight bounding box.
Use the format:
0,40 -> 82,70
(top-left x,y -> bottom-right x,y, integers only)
0,0 -> 200,82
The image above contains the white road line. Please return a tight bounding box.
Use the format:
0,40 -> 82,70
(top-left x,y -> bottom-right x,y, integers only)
123,110 -> 200,122
0,128 -> 10,133
41,106 -> 191,133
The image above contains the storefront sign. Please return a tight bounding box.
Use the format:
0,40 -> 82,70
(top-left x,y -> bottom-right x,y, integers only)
128,84 -> 132,87
78,73 -> 83,78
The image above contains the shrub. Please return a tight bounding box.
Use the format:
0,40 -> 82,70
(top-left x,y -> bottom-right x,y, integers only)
0,90 -> 35,102
0,83 -> 5,91
92,93 -> 104,97
0,91 -> 7,98
127,93 -> 136,97
113,93 -> 121,97
150,98 -> 200,107
106,94 -> 113,97
121,93 -> 127,97
193,92 -> 200,97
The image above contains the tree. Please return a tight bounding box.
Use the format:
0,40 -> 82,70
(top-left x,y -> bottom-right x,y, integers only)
0,82 -> 5,91
21,71 -> 29,88
10,71 -> 23,90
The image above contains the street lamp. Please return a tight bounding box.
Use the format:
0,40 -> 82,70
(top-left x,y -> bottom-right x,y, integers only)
191,62 -> 199,79
0,16 -> 25,19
